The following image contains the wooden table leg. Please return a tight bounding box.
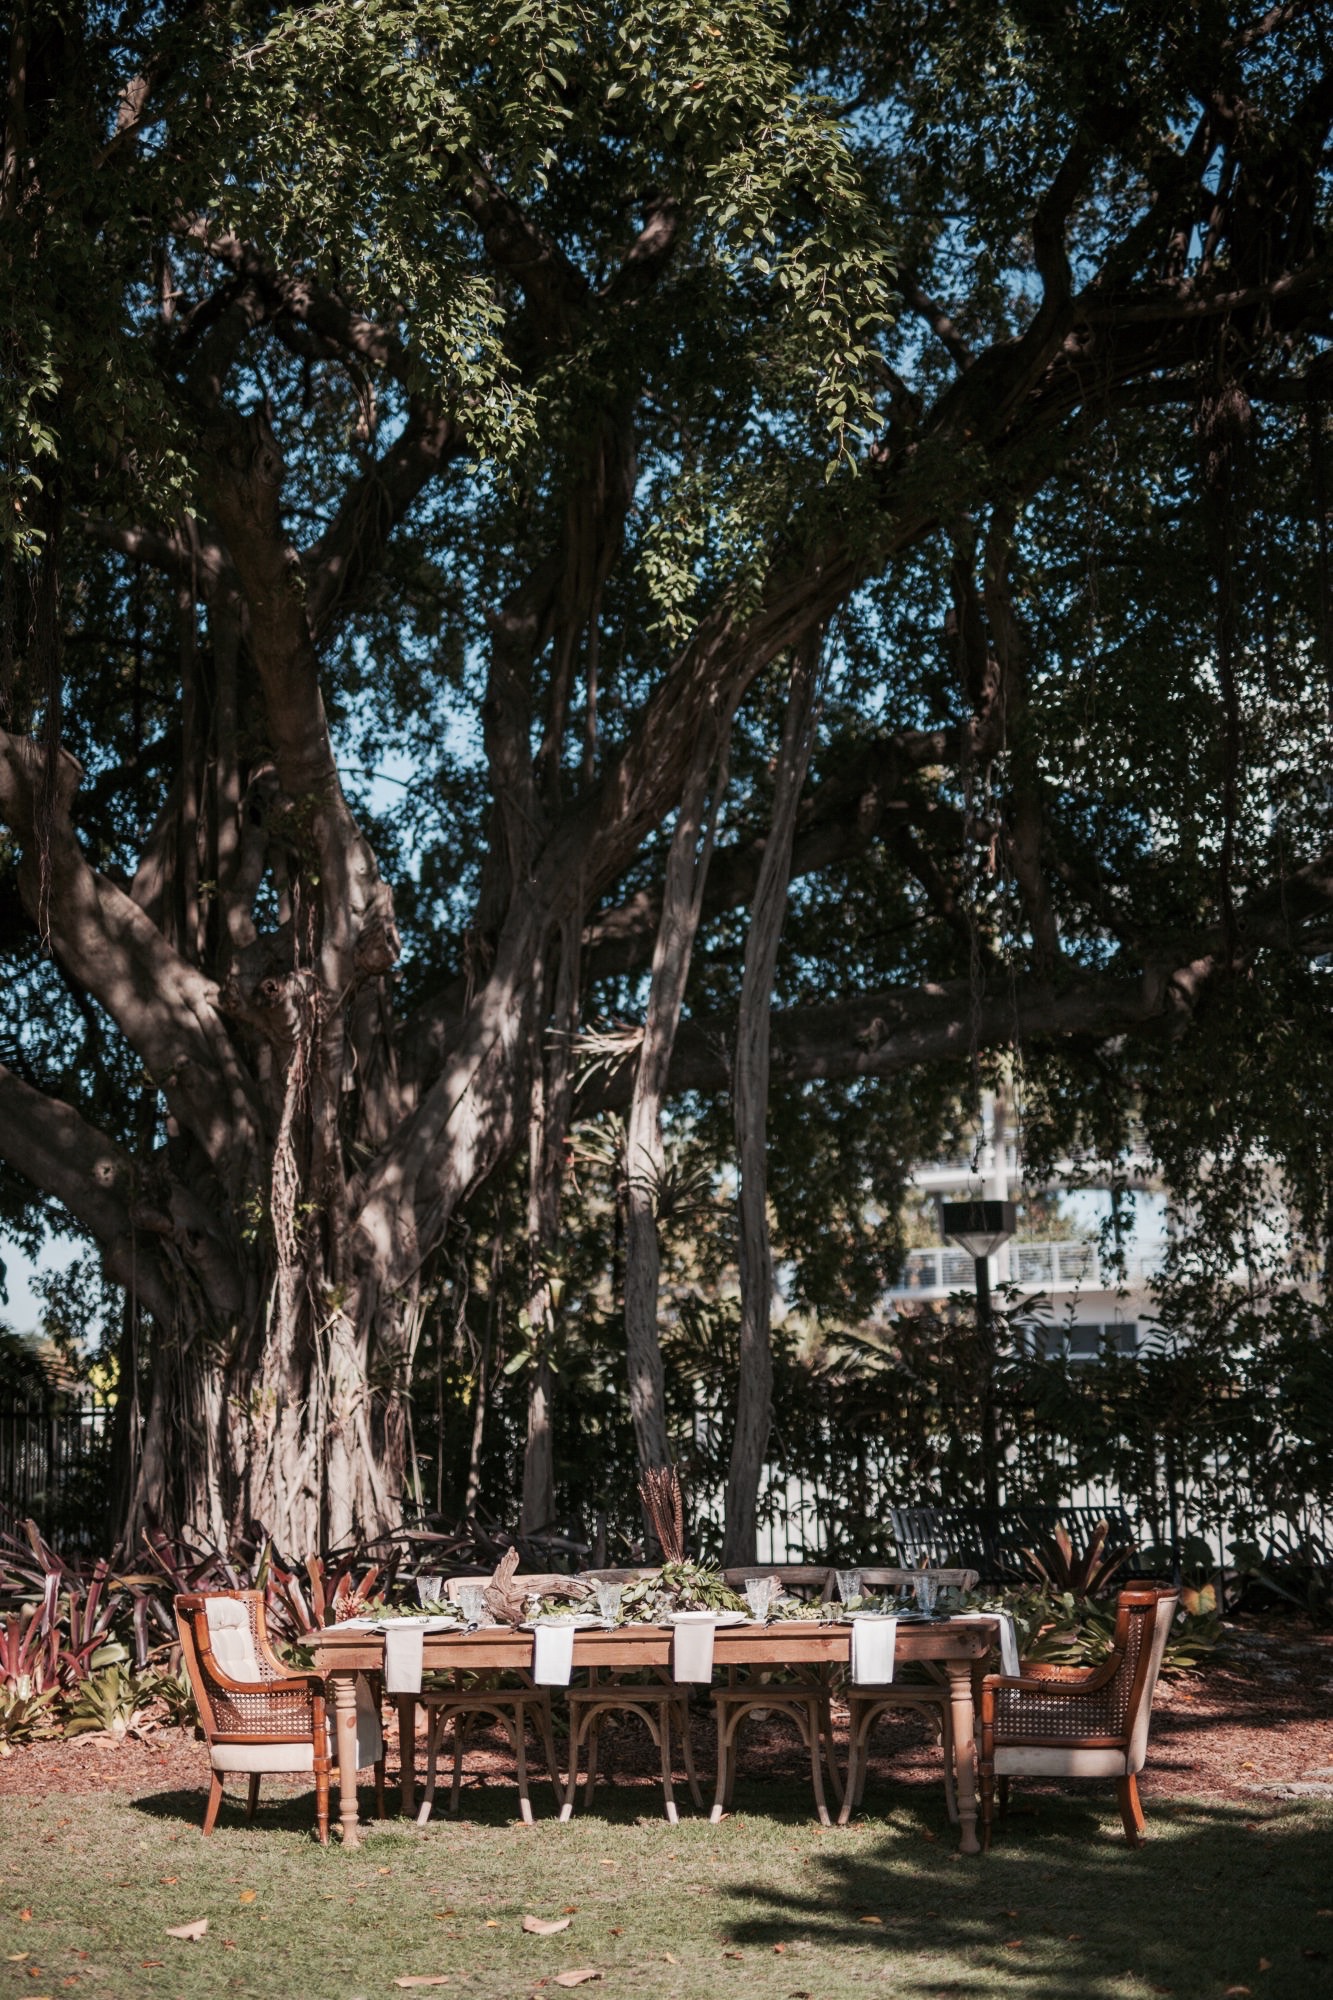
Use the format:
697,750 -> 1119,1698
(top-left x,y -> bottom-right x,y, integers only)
397,1696 -> 417,1815
945,1660 -> 981,1855
332,1671 -> 362,1848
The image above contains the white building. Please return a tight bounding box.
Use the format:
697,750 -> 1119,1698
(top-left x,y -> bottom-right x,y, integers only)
885,1098 -> 1166,1356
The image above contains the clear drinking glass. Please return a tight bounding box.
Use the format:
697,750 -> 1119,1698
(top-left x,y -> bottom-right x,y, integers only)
416,1574 -> 443,1611
594,1581 -> 624,1626
744,1576 -> 777,1622
456,1582 -> 489,1626
913,1573 -> 940,1617
835,1569 -> 864,1606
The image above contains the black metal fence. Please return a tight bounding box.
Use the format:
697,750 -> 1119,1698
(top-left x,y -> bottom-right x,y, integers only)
0,1391 -> 111,1545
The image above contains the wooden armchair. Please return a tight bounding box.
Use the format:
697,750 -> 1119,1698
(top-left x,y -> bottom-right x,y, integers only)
176,1590 -> 384,1842
979,1586 -> 1180,1847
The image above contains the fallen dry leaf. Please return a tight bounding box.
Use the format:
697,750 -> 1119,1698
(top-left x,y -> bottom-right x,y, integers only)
392,1978 -> 450,1989
18,1912 -> 31,1922
858,1916 -> 883,1926
138,1961 -> 164,1969
1224,1987 -> 1253,1997
238,1890 -> 257,1905
159,1876 -> 178,1886
553,1973 -> 600,1989
1258,1959 -> 1272,1972
523,1917 -> 572,1936
165,1920 -> 208,1943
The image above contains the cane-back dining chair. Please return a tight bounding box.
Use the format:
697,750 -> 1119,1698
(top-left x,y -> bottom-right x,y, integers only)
413,1574 -> 564,1824
711,1567 -> 846,1826
978,1585 -> 1180,1847
837,1567 -> 979,1825
176,1590 -> 385,1842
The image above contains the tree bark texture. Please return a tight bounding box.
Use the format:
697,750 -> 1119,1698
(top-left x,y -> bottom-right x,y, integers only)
722,642 -> 823,1566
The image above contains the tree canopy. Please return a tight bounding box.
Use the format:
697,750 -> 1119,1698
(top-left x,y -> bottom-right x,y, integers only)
2,0 -> 1332,1551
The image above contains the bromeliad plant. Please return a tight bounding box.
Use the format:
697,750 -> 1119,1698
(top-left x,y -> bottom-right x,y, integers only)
1020,1518 -> 1130,1599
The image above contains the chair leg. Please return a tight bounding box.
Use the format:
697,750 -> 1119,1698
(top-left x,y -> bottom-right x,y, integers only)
837,1725 -> 862,1827
584,1714 -> 601,1804
997,1776 -> 1011,1818
677,1701 -> 704,1810
449,1717 -> 469,1816
659,1708 -> 679,1825
515,1717 -> 534,1826
1117,1773 -> 1146,1847
979,1763 -> 995,1852
315,1759 -> 330,1845
724,1710 -> 742,1810
807,1709 -> 832,1829
374,1754 -> 387,1820
246,1774 -> 260,1822
820,1704 -> 844,1807
710,1708 -> 733,1824
559,1710 -> 585,1822
202,1771 -> 225,1836
940,1704 -> 959,1825
417,1710 -> 443,1827
538,1702 -> 563,1804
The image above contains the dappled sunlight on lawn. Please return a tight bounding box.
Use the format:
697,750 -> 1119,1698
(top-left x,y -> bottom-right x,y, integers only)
722,1795 -> 1333,1999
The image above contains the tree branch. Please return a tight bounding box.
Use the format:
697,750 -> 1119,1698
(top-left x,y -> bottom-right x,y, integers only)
0,729 -> 264,1174
0,1066 -> 174,1325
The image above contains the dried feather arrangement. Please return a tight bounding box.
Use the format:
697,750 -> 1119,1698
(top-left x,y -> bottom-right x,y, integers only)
638,1465 -> 687,1565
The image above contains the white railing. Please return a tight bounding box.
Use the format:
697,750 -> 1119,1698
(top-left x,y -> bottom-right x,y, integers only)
892,1238 -> 1164,1296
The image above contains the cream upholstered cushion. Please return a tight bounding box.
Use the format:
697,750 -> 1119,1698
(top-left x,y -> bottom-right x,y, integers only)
209,1673 -> 382,1774
993,1745 -> 1128,1778
204,1598 -> 263,1682
211,1739 -> 322,1774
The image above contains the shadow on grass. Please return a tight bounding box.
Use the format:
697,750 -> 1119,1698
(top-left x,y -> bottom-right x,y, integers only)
720,1791 -> 1333,1999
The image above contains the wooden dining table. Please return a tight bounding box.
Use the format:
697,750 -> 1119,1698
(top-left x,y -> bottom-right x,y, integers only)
309,1616 -> 998,1854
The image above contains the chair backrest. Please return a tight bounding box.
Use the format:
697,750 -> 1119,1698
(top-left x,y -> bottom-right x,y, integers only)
859,1566 -> 979,1594
722,1566 -> 833,1601
175,1591 -> 275,1741
1124,1588 -> 1179,1772
176,1589 -> 317,1745
579,1567 -> 659,1585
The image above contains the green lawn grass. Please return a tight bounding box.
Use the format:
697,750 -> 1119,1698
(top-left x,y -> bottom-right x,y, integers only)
3,1779 -> 1330,2000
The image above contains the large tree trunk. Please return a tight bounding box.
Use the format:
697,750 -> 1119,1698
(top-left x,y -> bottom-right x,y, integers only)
520,911 -> 581,1534
623,714 -> 731,1476
722,642 -> 823,1566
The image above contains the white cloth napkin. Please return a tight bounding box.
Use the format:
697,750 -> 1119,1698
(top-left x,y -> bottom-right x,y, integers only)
670,1611 -> 717,1683
850,1615 -> 898,1685
956,1611 -> 1021,1677
382,1621 -> 426,1694
530,1621 -> 577,1686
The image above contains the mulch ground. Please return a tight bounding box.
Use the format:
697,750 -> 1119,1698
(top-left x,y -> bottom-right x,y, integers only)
3,1613 -> 1330,1818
